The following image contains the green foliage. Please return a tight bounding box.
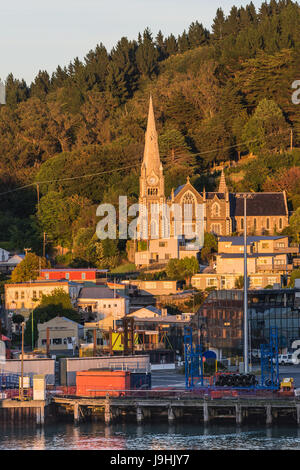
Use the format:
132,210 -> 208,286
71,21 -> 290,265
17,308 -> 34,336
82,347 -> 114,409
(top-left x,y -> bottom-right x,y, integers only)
289,269 -> 300,288
24,288 -> 80,347
166,257 -> 199,283
286,208 -> 300,243
235,275 -> 244,289
201,232 -> 218,263
10,253 -> 49,283
1,1 -> 300,255
242,99 -> 290,153
12,314 -> 24,324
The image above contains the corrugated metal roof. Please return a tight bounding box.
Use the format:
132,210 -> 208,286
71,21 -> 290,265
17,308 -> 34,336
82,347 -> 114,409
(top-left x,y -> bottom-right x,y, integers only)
78,286 -> 118,299
219,235 -> 285,245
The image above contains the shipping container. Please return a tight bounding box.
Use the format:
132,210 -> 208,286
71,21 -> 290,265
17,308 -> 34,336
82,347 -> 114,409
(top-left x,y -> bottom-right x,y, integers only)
60,355 -> 150,386
130,372 -> 151,390
76,370 -> 131,397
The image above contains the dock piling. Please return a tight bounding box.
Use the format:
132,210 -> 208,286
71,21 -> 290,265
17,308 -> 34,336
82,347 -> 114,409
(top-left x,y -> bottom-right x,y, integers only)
136,407 -> 143,424
168,406 -> 175,423
236,404 -> 242,426
266,405 -> 272,426
203,402 -> 209,424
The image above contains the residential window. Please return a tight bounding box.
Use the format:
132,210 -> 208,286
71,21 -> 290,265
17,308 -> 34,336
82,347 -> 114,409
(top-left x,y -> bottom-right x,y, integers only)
21,291 -> 24,299
82,273 -> 86,280
206,278 -> 217,287
52,338 -> 62,345
266,218 -> 270,230
279,218 -> 282,230
241,218 -> 244,230
45,273 -> 49,280
65,273 -> 70,280
14,292 -> 18,300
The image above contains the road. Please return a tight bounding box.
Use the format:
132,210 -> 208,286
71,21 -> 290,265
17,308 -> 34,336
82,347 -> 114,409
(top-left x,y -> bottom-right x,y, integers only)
151,365 -> 300,389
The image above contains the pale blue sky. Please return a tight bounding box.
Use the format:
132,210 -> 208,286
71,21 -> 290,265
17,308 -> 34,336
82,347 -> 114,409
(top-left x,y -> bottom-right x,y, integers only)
1,0 -> 263,84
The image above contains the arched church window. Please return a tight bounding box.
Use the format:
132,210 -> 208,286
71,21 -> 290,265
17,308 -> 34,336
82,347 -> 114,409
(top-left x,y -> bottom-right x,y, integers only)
211,202 -> 220,218
150,220 -> 159,239
211,224 -> 221,235
182,192 -> 195,218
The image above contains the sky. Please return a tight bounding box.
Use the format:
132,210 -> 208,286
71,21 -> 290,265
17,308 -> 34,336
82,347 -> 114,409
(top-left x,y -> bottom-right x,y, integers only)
0,0 -> 264,85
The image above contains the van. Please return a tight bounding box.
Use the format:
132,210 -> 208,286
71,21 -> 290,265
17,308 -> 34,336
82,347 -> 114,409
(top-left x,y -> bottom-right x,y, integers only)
277,354 -> 294,365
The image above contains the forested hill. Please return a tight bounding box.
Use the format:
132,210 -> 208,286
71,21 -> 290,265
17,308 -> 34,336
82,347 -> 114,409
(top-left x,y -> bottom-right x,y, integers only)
0,0 -> 300,259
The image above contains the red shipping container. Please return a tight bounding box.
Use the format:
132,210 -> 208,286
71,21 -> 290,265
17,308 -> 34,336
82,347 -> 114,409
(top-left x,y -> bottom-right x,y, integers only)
76,370 -> 131,397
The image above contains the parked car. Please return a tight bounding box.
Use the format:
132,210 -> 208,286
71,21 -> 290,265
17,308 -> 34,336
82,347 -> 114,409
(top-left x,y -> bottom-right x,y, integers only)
277,354 -> 294,365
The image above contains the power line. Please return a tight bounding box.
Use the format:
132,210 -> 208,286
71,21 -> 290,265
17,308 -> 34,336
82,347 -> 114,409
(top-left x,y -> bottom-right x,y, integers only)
0,128 -> 293,197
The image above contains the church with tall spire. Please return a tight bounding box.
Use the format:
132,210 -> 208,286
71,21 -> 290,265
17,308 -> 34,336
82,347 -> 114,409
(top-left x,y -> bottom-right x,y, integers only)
135,97 -> 289,267
138,96 -> 166,240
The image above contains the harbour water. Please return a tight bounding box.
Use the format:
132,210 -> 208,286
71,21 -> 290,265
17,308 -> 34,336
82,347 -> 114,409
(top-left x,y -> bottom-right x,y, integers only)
0,423 -> 300,450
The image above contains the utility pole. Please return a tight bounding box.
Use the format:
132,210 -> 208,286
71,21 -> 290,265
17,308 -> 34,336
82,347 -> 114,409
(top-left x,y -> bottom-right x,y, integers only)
43,232 -> 46,258
31,308 -> 34,352
237,193 -> 254,374
244,196 -> 248,373
36,183 -> 40,213
290,129 -> 293,152
20,322 -> 25,401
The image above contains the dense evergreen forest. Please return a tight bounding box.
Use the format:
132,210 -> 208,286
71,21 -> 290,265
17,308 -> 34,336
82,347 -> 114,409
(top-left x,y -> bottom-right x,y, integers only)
1,0 -> 300,268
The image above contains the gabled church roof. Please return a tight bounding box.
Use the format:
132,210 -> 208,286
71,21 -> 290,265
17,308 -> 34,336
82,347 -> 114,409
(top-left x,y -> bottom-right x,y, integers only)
233,193 -> 288,216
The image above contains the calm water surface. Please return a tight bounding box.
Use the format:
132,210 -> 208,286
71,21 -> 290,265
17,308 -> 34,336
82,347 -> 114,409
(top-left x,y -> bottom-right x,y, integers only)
0,423 -> 300,450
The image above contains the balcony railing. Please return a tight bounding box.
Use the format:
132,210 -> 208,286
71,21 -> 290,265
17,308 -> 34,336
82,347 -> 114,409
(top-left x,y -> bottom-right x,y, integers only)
273,246 -> 299,254
256,264 -> 293,272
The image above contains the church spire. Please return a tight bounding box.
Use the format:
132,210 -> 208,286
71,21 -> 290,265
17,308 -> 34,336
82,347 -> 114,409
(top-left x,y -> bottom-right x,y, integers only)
218,168 -> 228,193
142,95 -> 161,174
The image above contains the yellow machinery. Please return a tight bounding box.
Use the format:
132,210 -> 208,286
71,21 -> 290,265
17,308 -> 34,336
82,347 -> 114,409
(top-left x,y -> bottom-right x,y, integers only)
279,377 -> 294,395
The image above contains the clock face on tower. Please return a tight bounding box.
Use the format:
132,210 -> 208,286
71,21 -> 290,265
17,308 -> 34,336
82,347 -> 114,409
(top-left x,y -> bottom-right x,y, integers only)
147,175 -> 158,186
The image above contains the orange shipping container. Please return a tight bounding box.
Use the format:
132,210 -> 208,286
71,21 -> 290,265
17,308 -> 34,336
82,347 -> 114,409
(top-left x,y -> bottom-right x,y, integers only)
76,370 -> 131,397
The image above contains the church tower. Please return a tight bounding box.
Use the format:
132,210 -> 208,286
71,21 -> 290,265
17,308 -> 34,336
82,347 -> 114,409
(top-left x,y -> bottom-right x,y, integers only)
138,96 -> 166,239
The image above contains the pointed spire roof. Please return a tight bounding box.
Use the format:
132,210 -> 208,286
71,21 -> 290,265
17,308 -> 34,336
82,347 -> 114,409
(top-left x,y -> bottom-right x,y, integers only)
218,168 -> 228,193
142,95 -> 161,174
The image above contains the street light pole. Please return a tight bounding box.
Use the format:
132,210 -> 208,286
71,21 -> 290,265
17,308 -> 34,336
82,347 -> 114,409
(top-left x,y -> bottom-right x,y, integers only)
20,322 -> 25,401
243,196 -> 248,373
237,193 -> 254,374
31,309 -> 34,352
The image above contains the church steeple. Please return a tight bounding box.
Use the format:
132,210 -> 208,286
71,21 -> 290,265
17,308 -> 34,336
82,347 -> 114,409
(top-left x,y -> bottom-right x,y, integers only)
218,168 -> 228,193
140,96 -> 164,200
142,95 -> 162,175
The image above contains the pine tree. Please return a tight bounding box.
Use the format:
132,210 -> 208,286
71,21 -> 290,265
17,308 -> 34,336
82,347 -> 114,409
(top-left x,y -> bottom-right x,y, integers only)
165,34 -> 178,56
30,70 -> 51,100
136,28 -> 159,78
212,8 -> 226,41
5,74 -> 29,107
156,30 -> 167,61
178,31 -> 190,53
188,21 -> 210,48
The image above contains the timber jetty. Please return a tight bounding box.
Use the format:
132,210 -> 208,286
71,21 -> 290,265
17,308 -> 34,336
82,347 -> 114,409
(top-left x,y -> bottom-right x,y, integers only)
1,392 -> 300,426
51,393 -> 300,426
